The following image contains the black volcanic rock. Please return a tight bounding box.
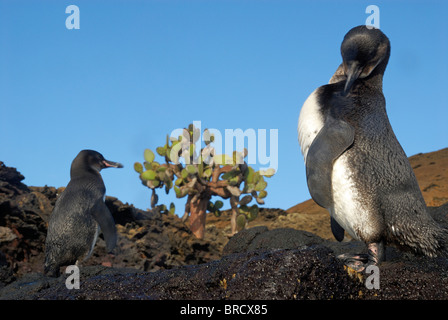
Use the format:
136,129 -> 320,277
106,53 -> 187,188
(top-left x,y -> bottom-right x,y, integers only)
222,226 -> 324,256
0,162 -> 49,283
0,162 -> 28,195
0,246 -> 363,300
2,244 -> 448,300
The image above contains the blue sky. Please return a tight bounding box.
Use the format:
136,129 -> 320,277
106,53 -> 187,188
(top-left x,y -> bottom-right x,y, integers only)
1,1 -> 447,214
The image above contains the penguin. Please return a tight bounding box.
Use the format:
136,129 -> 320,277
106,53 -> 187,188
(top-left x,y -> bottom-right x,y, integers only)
298,25 -> 448,271
44,150 -> 123,277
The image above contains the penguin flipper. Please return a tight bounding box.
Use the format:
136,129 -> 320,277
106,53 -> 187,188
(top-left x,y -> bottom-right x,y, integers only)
91,201 -> 117,253
306,118 -> 355,209
331,217 -> 345,242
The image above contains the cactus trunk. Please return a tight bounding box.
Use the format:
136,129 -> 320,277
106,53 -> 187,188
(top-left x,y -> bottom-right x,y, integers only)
188,195 -> 211,239
229,196 -> 239,235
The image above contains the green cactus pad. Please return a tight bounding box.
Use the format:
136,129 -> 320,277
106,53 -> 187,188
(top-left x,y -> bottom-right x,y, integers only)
151,161 -> 160,170
174,186 -> 189,198
142,169 -> 157,181
156,146 -> 166,156
143,161 -> 152,170
144,149 -> 155,163
214,200 -> 224,209
164,179 -> 173,193
245,167 -> 255,183
174,186 -> 181,198
253,171 -> 261,184
152,180 -> 160,187
254,179 -> 267,191
134,162 -> 143,173
239,195 -> 252,206
169,202 -> 175,215
157,171 -> 167,182
203,167 -> 212,179
229,175 -> 240,186
222,170 -> 238,180
186,164 -> 197,174
236,214 -> 247,231
239,205 -> 249,214
247,205 -> 259,221
243,181 -> 255,193
258,190 -> 267,199
169,143 -> 182,163
197,163 -> 204,177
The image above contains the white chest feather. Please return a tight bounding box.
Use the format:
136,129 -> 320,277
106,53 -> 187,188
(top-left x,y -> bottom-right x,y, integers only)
298,89 -> 325,162
331,155 -> 362,239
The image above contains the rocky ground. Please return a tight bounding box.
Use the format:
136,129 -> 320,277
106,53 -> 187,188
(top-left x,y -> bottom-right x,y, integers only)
0,148 -> 447,300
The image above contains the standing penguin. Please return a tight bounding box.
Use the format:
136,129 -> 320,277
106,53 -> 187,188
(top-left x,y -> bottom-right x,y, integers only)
298,25 -> 448,271
44,150 -> 123,277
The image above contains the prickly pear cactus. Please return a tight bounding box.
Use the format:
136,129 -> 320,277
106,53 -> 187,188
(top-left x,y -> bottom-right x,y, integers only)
134,123 -> 275,239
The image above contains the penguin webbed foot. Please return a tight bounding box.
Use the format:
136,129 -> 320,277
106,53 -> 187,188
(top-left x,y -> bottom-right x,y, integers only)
337,253 -> 370,272
337,241 -> 385,273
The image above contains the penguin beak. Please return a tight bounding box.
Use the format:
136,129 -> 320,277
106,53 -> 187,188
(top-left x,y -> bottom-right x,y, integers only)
343,61 -> 363,95
102,160 -> 124,169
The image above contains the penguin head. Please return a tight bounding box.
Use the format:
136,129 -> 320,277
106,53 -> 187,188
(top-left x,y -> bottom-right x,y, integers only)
70,150 -> 123,177
340,25 -> 390,95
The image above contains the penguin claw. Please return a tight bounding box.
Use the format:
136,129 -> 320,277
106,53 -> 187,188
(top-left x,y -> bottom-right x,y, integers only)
337,253 -> 370,272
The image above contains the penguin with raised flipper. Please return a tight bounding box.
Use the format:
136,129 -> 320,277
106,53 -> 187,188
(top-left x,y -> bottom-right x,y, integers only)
44,150 -> 123,277
298,25 -> 448,271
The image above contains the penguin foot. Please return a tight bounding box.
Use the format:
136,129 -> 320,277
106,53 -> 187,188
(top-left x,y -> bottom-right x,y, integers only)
337,241 -> 385,273
337,253 -> 370,272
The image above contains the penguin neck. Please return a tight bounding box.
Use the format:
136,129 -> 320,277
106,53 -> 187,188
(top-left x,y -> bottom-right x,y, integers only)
363,52 -> 389,91
70,165 -> 102,181
363,71 -> 384,91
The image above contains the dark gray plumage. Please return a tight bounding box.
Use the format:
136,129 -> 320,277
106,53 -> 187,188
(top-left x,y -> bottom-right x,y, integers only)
298,25 -> 448,270
44,150 -> 123,277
